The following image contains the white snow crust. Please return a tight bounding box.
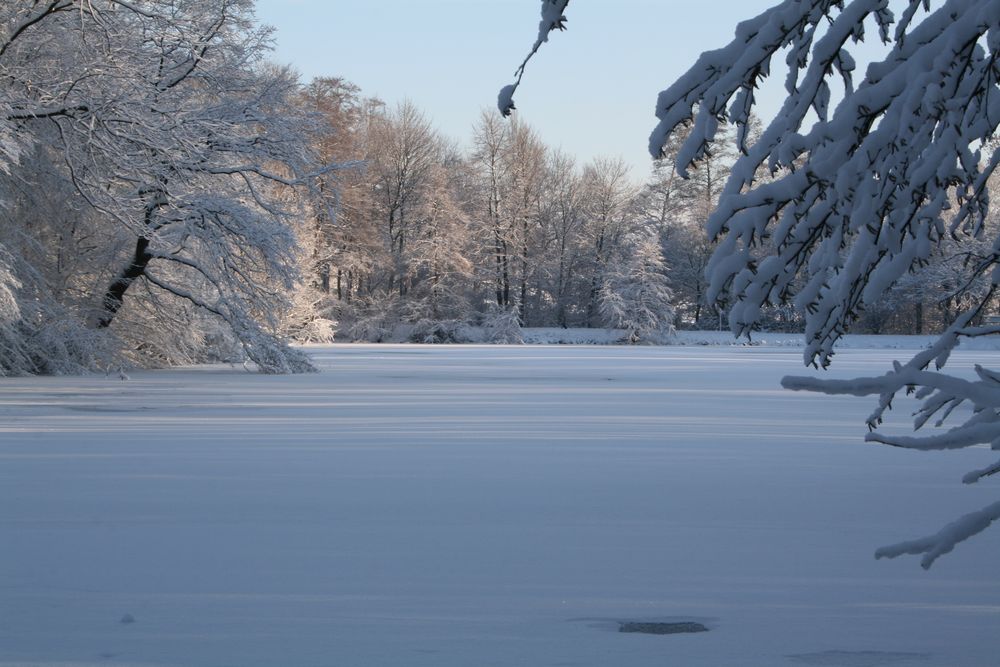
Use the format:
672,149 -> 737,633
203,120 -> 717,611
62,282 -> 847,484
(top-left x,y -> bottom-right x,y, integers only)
1,343 -> 998,665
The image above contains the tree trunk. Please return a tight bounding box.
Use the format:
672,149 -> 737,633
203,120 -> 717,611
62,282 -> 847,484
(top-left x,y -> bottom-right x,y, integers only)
94,236 -> 152,329
520,216 -> 529,325
320,263 -> 330,293
586,230 -> 606,327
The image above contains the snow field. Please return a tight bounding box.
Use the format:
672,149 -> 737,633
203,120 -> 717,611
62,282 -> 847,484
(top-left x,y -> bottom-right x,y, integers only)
1,344 -> 998,666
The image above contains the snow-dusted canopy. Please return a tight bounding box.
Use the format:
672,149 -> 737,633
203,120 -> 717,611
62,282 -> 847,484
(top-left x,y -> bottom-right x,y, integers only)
0,0 -> 326,374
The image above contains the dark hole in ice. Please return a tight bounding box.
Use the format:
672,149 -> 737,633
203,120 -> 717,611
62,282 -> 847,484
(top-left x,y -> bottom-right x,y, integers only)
619,621 -> 708,635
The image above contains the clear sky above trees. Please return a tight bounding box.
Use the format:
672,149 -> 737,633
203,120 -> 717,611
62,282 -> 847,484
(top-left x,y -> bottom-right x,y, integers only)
254,0 -> 778,174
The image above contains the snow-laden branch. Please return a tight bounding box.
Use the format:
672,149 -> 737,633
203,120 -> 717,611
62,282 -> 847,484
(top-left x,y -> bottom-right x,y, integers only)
783,352 -> 1000,565
645,0 -> 1000,565
653,0 -> 999,365
497,0 -> 570,117
502,1 -> 1000,563
874,500 -> 1000,569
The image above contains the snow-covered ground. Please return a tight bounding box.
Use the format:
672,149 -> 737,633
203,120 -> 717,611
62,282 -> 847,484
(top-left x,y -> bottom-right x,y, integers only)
2,342 -> 999,666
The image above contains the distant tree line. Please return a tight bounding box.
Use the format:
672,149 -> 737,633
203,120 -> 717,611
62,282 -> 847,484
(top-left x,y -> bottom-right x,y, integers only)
296,80 -> 994,343
296,85 -> 683,345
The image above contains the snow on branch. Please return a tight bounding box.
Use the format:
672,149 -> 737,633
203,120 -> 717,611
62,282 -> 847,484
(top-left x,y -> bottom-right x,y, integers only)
651,0 -> 1000,565
874,500 -> 1000,569
653,0 -> 1000,368
497,0 -> 570,117
784,353 -> 1000,565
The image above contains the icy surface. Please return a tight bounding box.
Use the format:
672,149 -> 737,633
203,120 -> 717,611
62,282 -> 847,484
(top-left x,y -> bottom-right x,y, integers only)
1,344 -> 999,666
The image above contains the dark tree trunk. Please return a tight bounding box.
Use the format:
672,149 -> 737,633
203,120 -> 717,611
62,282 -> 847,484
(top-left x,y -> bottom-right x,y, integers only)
494,228 -> 507,307
520,216 -> 528,325
319,264 -> 330,293
94,237 -> 152,329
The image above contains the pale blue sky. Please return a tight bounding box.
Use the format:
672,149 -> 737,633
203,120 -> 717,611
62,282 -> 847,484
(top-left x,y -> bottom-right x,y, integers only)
254,1 -> 779,175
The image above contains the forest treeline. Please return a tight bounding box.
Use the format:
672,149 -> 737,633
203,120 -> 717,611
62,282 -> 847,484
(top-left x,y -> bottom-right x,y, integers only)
281,77 -> 988,346
0,2 -> 990,376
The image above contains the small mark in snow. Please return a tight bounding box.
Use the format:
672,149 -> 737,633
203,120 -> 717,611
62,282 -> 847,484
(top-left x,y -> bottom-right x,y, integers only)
786,650 -> 931,666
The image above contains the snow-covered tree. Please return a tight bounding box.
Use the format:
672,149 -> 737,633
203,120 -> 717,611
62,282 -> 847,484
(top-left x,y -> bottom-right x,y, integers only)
1,0 -> 322,373
600,239 -> 675,343
505,0 -> 1000,566
0,145 -> 120,375
0,2 -> 102,375
580,157 -> 638,326
366,101 -> 440,299
294,77 -> 370,302
482,305 -> 524,344
469,112 -> 548,324
405,162 -> 475,324
538,149 -> 586,327
639,123 -> 739,329
0,250 -> 25,375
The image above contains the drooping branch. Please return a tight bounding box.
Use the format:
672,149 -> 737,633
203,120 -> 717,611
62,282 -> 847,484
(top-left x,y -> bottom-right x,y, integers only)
0,0 -> 73,60
874,500 -> 1000,569
644,0 -> 1000,566
497,0 -> 570,117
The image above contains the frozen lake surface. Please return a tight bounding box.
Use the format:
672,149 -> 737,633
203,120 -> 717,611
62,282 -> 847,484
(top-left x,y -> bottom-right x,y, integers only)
1,344 -> 998,666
